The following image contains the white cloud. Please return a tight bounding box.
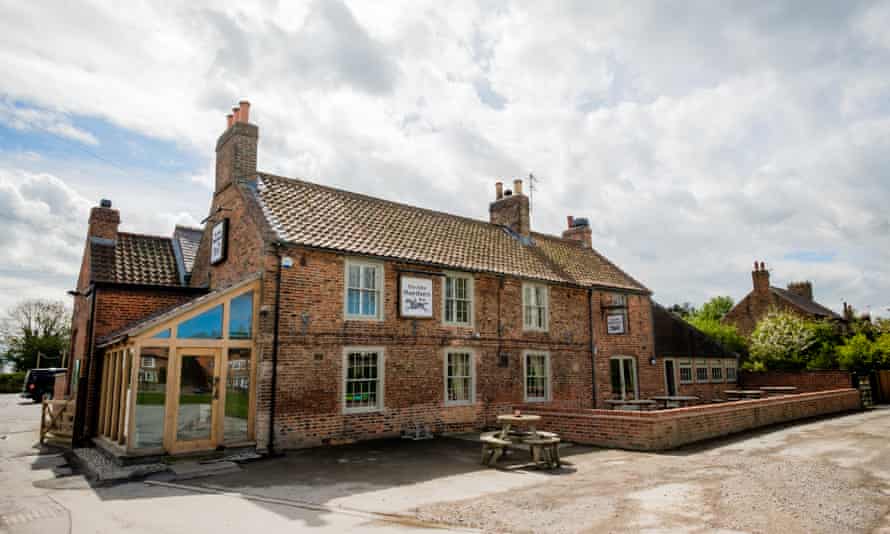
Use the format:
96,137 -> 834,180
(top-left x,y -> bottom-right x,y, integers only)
0,99 -> 99,145
0,0 -> 889,316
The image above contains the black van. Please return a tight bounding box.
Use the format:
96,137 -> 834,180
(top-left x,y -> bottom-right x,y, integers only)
20,368 -> 66,402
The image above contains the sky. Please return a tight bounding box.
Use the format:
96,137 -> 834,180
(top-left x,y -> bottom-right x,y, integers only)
0,0 -> 889,317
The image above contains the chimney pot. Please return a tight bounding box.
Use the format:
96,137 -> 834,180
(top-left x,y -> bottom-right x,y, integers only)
495,181 -> 503,200
226,114 -> 234,128
232,107 -> 240,122
100,199 -> 112,208
513,179 -> 523,195
238,100 -> 250,123
567,216 -> 574,228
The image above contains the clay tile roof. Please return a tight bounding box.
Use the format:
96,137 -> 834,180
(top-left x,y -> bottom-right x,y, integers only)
91,233 -> 181,286
770,286 -> 841,319
254,173 -> 648,292
173,225 -> 203,274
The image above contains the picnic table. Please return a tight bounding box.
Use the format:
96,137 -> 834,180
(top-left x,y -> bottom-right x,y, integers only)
650,395 -> 700,409
481,414 -> 560,469
603,399 -> 658,411
724,389 -> 765,400
759,386 -> 798,396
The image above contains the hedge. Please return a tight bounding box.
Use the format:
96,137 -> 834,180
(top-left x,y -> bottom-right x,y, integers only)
0,372 -> 26,393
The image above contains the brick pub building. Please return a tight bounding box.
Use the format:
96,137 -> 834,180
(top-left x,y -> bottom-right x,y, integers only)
66,102 -> 738,457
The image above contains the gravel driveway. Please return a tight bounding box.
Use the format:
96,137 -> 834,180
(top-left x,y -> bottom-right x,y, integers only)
416,408 -> 890,533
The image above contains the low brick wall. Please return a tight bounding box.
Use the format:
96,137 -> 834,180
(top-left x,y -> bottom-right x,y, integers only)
517,388 -> 860,451
739,370 -> 853,392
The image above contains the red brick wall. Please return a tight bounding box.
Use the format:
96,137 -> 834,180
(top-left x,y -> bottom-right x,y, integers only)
520,388 -> 860,451
739,370 -> 853,392
254,245 -> 659,450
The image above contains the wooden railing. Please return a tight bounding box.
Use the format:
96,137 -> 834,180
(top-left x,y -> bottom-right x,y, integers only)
40,399 -> 74,445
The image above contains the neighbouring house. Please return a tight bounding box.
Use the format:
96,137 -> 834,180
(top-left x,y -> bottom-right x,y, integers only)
722,261 -> 844,337
66,101 -> 729,458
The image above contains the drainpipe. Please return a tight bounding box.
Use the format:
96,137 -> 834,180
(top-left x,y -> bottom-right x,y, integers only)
588,288 -> 597,408
267,243 -> 283,455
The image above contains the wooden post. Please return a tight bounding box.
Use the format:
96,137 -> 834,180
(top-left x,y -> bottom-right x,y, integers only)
40,401 -> 47,445
117,350 -> 131,445
110,352 -> 122,441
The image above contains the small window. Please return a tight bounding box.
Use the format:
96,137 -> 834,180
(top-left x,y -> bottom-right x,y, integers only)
695,359 -> 708,383
343,348 -> 384,413
443,274 -> 473,326
141,356 -> 155,369
710,360 -> 723,382
151,329 -> 171,339
678,359 -> 693,384
177,305 -> 223,339
445,350 -> 474,405
345,260 -> 383,320
522,283 -> 549,331
229,291 -> 253,339
524,352 -> 550,401
610,356 -> 637,400
725,360 -> 738,382
606,293 -> 628,334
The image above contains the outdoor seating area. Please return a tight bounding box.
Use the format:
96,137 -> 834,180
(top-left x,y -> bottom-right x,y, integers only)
603,385 -> 802,411
481,413 -> 561,469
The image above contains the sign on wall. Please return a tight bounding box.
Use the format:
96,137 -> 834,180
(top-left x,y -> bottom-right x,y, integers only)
210,218 -> 229,265
606,313 -> 626,334
400,276 -> 434,318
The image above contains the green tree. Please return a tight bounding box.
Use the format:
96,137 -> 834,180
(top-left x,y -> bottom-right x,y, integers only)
687,316 -> 748,354
0,299 -> 71,371
836,333 -> 879,372
695,296 -> 734,321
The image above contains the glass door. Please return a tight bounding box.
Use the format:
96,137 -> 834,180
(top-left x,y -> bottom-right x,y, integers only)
172,349 -> 220,453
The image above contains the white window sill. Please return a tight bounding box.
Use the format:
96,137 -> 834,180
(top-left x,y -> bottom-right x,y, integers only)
524,397 -> 550,403
343,407 -> 383,415
344,315 -> 383,322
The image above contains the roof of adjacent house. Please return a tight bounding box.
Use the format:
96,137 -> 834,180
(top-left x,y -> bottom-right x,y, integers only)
770,286 -> 841,319
653,303 -> 739,358
254,173 -> 648,292
173,225 -> 203,274
90,232 -> 182,287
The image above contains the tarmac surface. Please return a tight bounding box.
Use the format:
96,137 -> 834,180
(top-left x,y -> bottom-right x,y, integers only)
3,393 -> 890,533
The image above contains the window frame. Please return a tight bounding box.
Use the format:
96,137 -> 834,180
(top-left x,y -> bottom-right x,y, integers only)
522,282 -> 549,332
442,272 -> 475,328
710,359 -> 724,383
610,355 -> 638,400
343,259 -> 384,321
523,350 -> 551,402
725,359 -> 738,383
141,356 -> 155,369
443,348 -> 476,406
342,346 -> 385,414
678,359 -> 693,385
695,358 -> 709,383
605,293 -> 629,335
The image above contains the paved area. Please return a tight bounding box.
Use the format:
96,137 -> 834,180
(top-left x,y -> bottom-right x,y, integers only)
0,395 -> 452,533
4,393 -> 890,533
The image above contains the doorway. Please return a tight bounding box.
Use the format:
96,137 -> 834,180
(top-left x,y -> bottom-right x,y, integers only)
171,348 -> 221,453
664,359 -> 677,396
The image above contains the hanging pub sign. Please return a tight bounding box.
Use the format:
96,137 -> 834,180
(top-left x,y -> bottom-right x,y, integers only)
606,312 -> 626,334
210,218 -> 229,265
399,276 -> 434,318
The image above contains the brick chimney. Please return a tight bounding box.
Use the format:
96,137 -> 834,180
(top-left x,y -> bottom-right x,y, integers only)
88,199 -> 120,241
489,179 -> 530,238
215,100 -> 258,193
562,215 -> 592,248
752,261 -> 770,295
787,281 -> 813,301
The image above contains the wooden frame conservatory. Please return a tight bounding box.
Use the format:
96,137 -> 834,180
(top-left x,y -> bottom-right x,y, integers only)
94,277 -> 261,456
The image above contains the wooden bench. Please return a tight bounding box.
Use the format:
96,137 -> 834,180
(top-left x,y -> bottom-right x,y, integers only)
480,431 -> 512,466
525,436 -> 560,469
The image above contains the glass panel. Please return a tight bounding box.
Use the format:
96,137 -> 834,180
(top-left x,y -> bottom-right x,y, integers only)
178,305 -> 223,339
151,329 -> 171,339
348,265 -> 361,288
445,277 -> 454,299
362,291 -> 377,316
363,266 -> 376,290
229,291 -> 253,340
610,359 -> 621,395
177,354 -> 215,441
345,351 -> 379,410
347,289 -> 361,315
224,348 -> 251,442
134,347 -> 168,448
